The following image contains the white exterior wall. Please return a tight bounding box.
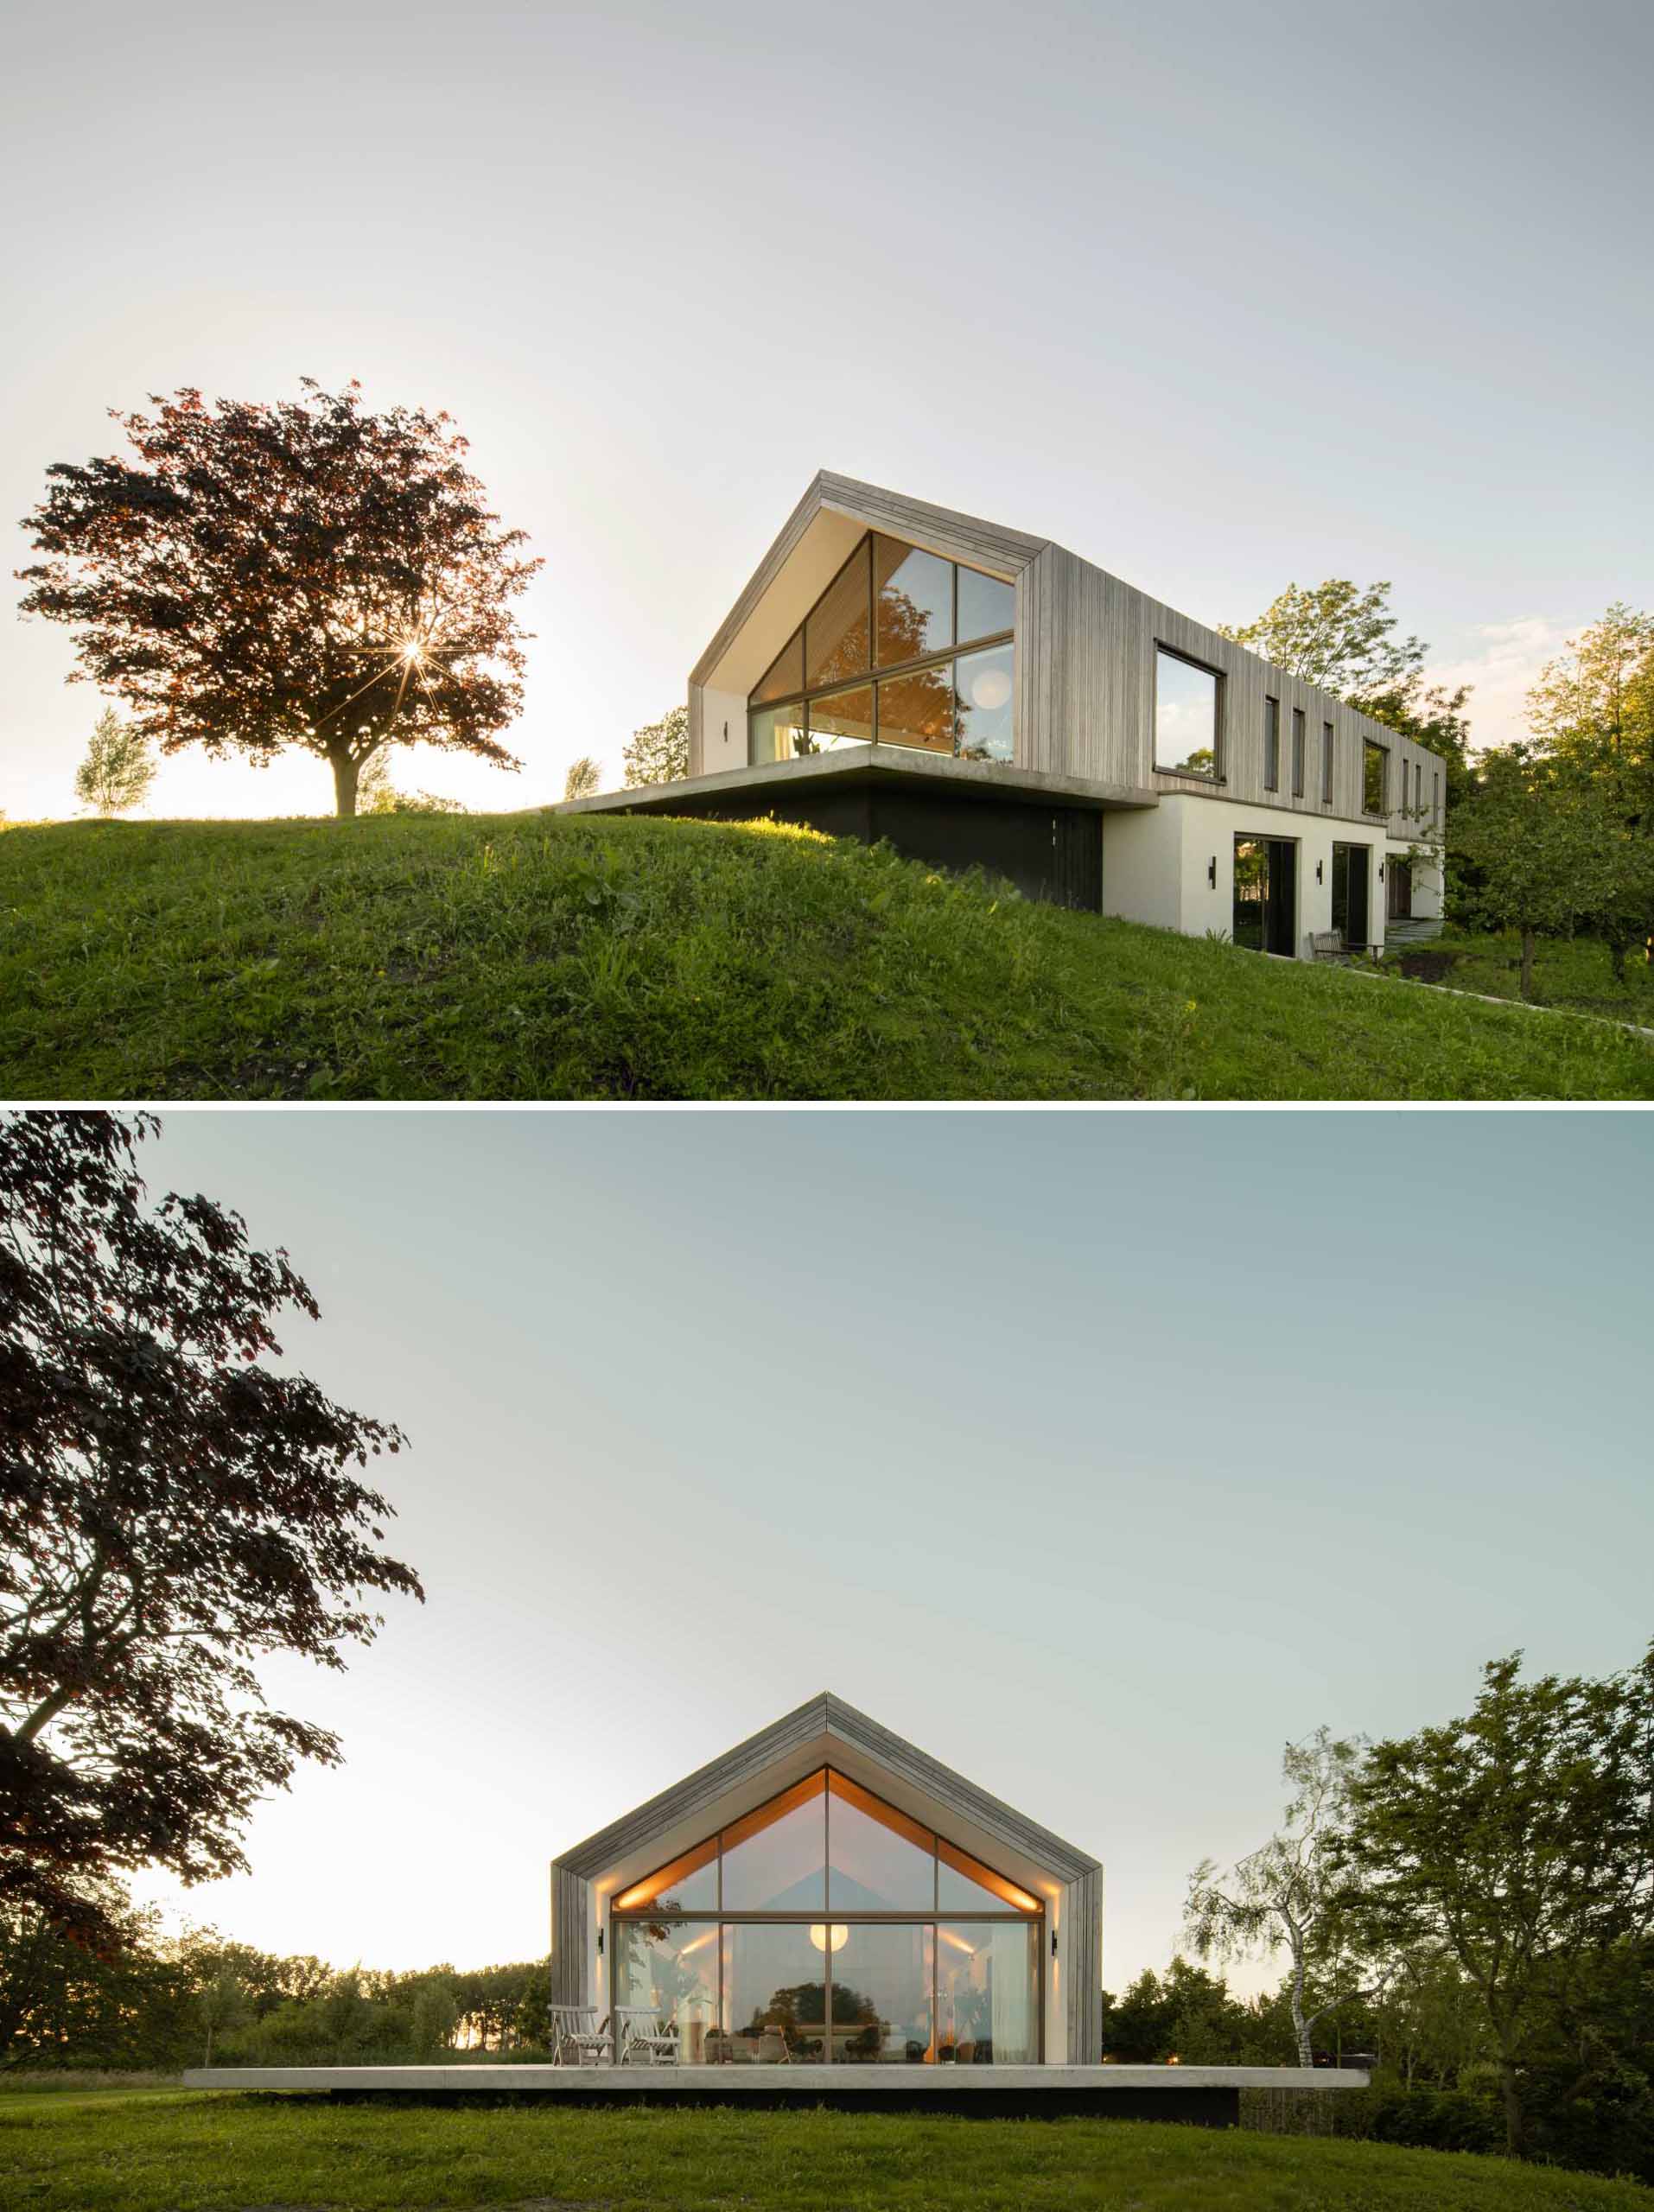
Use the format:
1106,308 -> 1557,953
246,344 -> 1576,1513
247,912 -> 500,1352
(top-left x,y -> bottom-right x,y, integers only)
697,686 -> 747,774
1106,794 -> 1396,957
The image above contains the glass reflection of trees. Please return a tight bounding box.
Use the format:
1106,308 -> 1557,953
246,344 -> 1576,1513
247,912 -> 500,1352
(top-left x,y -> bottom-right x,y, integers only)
610,1769 -> 1041,2064
749,534 -> 1015,766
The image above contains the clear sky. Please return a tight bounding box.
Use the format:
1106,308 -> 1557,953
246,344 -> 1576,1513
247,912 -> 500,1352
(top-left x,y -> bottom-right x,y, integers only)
3,1 -> 1651,823
117,1106 -> 1653,1998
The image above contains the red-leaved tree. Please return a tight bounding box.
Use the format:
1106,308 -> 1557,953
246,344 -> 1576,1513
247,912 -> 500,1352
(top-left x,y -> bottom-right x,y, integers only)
17,381 -> 540,816
0,1112 -> 423,1948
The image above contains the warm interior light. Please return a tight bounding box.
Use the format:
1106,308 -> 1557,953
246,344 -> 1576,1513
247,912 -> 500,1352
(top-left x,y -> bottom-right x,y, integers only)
808,1924 -> 849,1953
614,1882 -> 654,1911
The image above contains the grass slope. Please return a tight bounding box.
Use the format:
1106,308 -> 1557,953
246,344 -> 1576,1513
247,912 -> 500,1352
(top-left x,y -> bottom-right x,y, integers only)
1391,933 -> 1654,1023
1,2088 -> 1648,2212
3,814 -> 1651,1101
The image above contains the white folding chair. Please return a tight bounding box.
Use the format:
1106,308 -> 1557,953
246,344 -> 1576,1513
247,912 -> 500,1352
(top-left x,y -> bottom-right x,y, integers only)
615,2005 -> 679,2065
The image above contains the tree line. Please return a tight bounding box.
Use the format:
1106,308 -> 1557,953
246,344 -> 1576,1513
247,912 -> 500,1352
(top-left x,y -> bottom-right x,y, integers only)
1224,582 -> 1654,995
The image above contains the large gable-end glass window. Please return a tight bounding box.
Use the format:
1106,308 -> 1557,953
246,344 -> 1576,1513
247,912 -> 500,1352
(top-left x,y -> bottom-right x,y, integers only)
937,1923 -> 1038,2063
749,534 -> 1014,767
613,1920 -> 721,2060
829,1774 -> 936,1910
956,645 -> 1015,763
806,685 -> 875,750
1155,647 -> 1221,779
957,565 -> 1015,644
752,630 -> 804,708
611,1767 -> 1043,2064
1263,696 -> 1280,791
722,1773 -> 828,1911
805,542 -> 873,689
751,702 -> 807,766
875,537 -> 952,666
876,665 -> 954,754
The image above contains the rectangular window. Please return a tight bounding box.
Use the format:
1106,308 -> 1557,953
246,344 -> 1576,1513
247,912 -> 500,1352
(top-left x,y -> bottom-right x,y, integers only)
955,644 -> 1015,762
1263,696 -> 1280,791
1321,721 -> 1334,804
1364,740 -> 1389,816
1155,646 -> 1221,779
1434,770 -> 1441,821
1415,761 -> 1424,812
1291,708 -> 1305,796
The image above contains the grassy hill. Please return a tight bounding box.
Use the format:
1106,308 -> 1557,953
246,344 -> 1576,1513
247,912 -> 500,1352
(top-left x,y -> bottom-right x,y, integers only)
1,2085 -> 1648,2212
3,812 -> 1651,1101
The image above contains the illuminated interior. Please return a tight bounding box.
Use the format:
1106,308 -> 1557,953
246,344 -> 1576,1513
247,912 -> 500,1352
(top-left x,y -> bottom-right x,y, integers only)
749,536 -> 1015,768
609,1768 -> 1041,2064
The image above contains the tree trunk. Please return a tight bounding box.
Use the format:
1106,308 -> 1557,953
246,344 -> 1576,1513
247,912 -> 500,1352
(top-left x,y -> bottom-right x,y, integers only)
1520,928 -> 1536,1001
1289,1948 -> 1313,2068
1498,2056 -> 1525,2158
330,747 -> 359,819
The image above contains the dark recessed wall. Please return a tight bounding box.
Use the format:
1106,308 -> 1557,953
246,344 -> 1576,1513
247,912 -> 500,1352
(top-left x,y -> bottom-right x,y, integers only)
646,784 -> 1104,912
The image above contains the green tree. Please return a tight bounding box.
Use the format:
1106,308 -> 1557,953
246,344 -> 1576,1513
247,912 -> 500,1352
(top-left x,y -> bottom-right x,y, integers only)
73,707 -> 155,817
1186,1726 -> 1386,2066
19,381 -> 539,818
410,1972 -> 460,2056
1339,1644 -> 1654,2158
196,1958 -> 250,2066
1446,746 -> 1625,999
621,704 -> 689,786
563,754 -> 603,801
1220,580 -> 1427,699
0,1111 -> 423,1951
1524,605 -> 1654,976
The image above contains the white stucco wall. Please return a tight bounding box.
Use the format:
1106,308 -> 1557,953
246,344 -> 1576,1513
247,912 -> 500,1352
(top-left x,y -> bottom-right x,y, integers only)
1106,795 -> 1396,957
697,687 -> 747,774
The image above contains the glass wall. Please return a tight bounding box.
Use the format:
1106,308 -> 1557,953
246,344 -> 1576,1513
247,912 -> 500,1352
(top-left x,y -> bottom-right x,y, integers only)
748,535 -> 1015,766
609,1767 -> 1043,2063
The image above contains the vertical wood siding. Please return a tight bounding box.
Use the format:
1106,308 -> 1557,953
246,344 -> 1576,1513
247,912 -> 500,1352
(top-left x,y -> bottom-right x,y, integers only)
1064,1866 -> 1104,2063
550,1865 -> 589,2009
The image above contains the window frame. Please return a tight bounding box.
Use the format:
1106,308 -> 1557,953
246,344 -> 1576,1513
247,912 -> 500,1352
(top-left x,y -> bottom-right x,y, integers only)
1152,642 -> 1225,783
608,1764 -> 1046,2065
1363,739 -> 1390,818
747,533 -> 1014,767
1263,696 -> 1280,792
1291,707 -> 1306,797
1321,721 -> 1335,805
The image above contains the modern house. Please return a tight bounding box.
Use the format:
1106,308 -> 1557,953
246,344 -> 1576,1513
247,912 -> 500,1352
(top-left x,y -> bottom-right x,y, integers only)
562,473 -> 1444,953
550,1692 -> 1101,2067
182,1693 -> 1368,2118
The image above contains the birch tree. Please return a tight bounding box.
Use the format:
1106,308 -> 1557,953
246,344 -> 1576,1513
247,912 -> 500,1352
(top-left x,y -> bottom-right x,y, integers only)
1185,1726 -> 1386,2067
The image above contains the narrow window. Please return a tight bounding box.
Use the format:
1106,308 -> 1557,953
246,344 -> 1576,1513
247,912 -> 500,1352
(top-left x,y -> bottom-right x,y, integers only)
1263,696 -> 1280,791
1321,721 -> 1334,804
1363,740 -> 1389,816
1291,708 -> 1306,796
1434,770 -> 1441,821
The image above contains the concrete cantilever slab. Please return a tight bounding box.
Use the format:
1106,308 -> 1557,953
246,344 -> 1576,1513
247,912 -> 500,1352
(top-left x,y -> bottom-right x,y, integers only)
181,2062 -> 1369,2125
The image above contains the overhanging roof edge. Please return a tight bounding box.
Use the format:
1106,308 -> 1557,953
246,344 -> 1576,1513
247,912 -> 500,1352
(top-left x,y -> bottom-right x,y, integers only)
553,1691 -> 1099,1885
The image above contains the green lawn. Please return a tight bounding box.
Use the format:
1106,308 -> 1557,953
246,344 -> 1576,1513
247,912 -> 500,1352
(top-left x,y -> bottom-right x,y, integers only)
3,813 -> 1652,1099
1388,933 -> 1654,1024
0,2088 -> 1648,2212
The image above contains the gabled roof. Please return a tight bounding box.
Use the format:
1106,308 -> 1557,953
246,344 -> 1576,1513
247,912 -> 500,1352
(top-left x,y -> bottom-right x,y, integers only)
554,1690 -> 1098,1887
689,472 -> 1053,692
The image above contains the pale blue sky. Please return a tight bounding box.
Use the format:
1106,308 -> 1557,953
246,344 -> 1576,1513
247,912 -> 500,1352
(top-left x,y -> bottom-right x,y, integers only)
121,1108 -> 1653,1993
4,0 -> 1651,822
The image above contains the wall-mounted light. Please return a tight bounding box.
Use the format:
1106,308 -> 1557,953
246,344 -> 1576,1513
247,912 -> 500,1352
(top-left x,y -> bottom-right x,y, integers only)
1316,860 -> 1324,884
1051,1931 -> 1059,1959
1378,862 -> 1385,880
1207,855 -> 1217,888
596,1929 -> 604,1955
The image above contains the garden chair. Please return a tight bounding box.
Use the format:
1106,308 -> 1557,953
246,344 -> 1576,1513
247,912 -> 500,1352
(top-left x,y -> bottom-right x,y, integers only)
548,2003 -> 612,2065
1309,931 -> 1345,961
615,2005 -> 679,2065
